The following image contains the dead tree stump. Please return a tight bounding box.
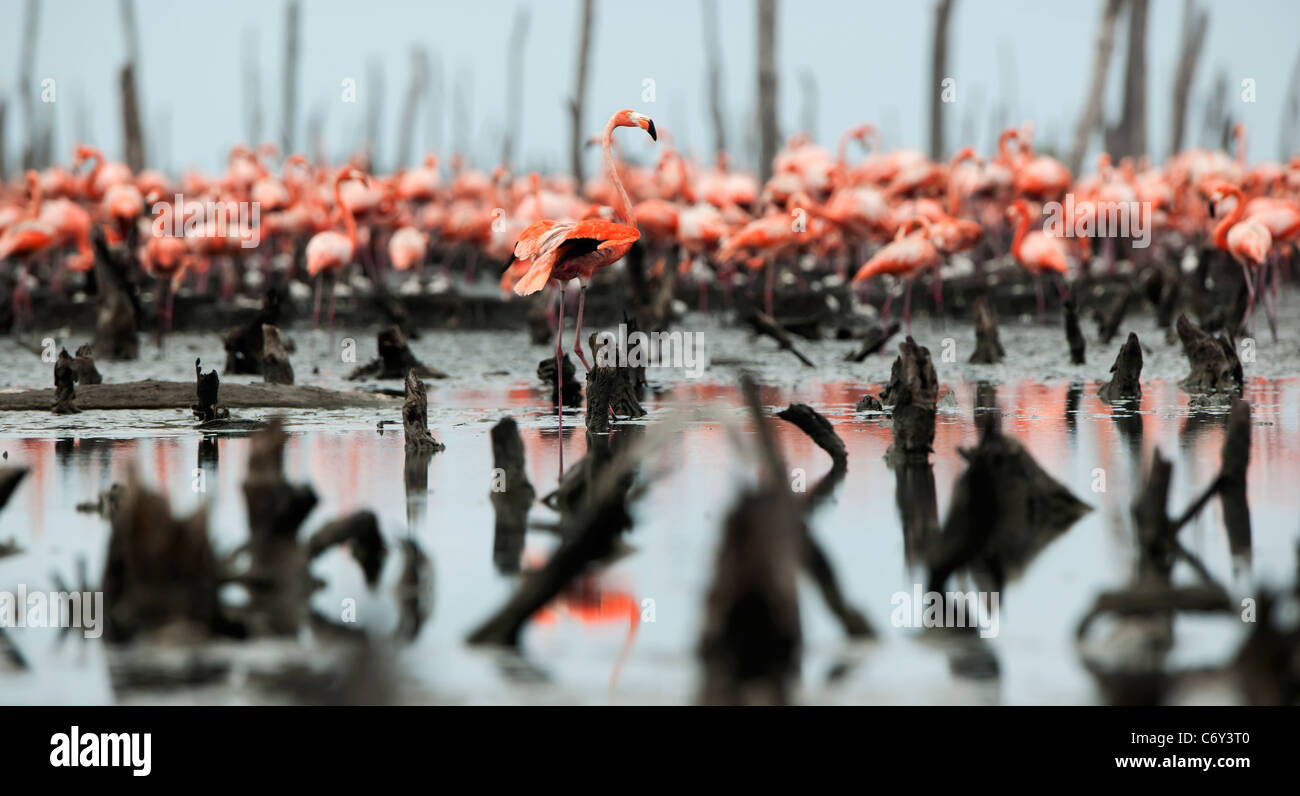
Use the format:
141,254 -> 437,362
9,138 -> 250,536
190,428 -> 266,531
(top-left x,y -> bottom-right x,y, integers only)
347,325 -> 446,381
1098,332 -> 1143,403
1175,313 -> 1242,396
402,371 -> 445,452
73,344 -> 103,384
261,324 -> 294,385
1064,297 -> 1087,365
845,321 -> 901,362
489,417 -> 534,574
881,337 -> 939,460
969,296 -> 1005,364
192,358 -> 228,422
52,349 -> 79,414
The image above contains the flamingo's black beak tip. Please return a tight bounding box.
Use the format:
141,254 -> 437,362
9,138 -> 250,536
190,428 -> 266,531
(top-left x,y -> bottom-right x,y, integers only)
646,119 -> 657,142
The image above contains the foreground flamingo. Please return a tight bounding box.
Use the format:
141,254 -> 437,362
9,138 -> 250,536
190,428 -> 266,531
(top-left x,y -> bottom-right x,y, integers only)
852,217 -> 939,336
1005,199 -> 1069,320
508,109 -> 657,475
306,166 -> 368,337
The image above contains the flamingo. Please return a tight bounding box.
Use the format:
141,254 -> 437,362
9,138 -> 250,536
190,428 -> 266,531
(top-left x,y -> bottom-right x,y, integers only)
508,109 -> 656,476
1206,182 -> 1274,337
306,166 -> 368,337
1005,199 -> 1069,320
0,172 -> 55,329
852,217 -> 940,336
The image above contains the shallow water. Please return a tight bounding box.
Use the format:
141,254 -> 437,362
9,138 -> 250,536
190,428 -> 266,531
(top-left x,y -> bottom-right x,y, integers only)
1,298 -> 1298,705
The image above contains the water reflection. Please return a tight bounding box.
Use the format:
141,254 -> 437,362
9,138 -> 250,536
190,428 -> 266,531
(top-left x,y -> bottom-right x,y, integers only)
0,375 -> 1297,704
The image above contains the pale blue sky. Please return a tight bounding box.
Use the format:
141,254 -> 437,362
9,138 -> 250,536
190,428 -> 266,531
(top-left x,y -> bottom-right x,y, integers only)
2,0 -> 1297,174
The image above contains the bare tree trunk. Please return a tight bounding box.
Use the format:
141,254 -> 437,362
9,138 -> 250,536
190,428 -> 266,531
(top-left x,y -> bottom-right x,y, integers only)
499,8 -> 530,170
425,52 -> 443,155
1168,0 -> 1208,158
119,64 -> 145,172
396,47 -> 429,168
118,0 -> 146,171
569,0 -> 595,183
798,68 -> 818,140
1068,0 -> 1123,176
453,67 -> 470,161
0,101 -> 7,180
1202,70 -> 1229,149
701,0 -> 727,159
1106,0 -> 1149,160
242,27 -> 263,146
364,59 -> 385,171
280,0 -> 300,156
757,0 -> 778,183
18,0 -> 39,171
928,0 -> 954,161
1280,51 -> 1300,161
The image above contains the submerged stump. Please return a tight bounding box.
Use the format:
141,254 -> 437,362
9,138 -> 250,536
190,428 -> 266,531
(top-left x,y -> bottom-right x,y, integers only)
881,337 -> 939,460
1063,297 -> 1086,365
1175,314 -> 1242,396
52,349 -> 79,414
489,417 -> 534,574
969,297 -> 1005,364
347,325 -> 446,381
538,353 -> 583,408
261,324 -> 295,385
402,371 -> 445,452
1098,332 -> 1143,404
73,344 -> 103,385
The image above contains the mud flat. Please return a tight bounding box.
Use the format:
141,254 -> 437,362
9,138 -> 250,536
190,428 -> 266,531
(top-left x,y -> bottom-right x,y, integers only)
0,380 -> 398,411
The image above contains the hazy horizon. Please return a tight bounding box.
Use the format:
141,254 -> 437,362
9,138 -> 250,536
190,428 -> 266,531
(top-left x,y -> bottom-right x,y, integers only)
2,0 -> 1297,175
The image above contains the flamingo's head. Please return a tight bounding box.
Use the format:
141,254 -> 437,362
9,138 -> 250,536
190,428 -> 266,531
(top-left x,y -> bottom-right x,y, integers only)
950,146 -> 977,167
1005,198 -> 1030,221
73,145 -> 101,169
337,166 -> 368,188
615,109 -> 657,142
257,143 -> 278,160
491,165 -> 508,182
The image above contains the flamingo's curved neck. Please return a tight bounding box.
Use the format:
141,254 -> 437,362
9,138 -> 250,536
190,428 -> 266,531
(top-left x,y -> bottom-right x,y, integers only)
335,175 -> 357,252
1010,208 -> 1030,258
26,177 -> 43,219
1213,186 -> 1244,250
947,150 -> 974,216
603,117 -> 636,226
82,150 -> 103,193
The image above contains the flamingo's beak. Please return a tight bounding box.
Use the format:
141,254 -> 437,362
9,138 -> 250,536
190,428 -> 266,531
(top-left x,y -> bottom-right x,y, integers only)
631,112 -> 657,141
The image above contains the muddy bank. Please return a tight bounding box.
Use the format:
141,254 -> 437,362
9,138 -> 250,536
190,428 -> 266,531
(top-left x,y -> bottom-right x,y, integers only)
0,380 -> 398,411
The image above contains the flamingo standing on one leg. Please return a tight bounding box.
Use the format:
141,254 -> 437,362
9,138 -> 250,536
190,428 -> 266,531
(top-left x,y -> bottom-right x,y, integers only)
507,109 -> 657,476
851,218 -> 939,337
1005,199 -> 1070,321
306,166 -> 368,341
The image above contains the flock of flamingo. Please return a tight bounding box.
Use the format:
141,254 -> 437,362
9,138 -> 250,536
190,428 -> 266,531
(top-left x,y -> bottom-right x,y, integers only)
1,111 -> 1298,356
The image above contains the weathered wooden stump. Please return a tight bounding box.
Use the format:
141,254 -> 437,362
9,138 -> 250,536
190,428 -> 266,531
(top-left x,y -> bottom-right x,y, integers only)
260,324 -> 294,385
191,358 -> 229,422
223,288 -> 283,374
347,325 -> 446,381
538,353 -> 583,408
1063,297 -> 1086,365
844,320 -> 900,362
1175,313 -> 1242,396
927,419 -> 1090,593
72,344 -> 103,384
489,417 -> 534,574
52,349 -> 79,414
100,473 -> 225,642
1098,332 -> 1143,404
881,337 -> 939,460
402,371 -> 445,452
969,296 -> 1005,364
